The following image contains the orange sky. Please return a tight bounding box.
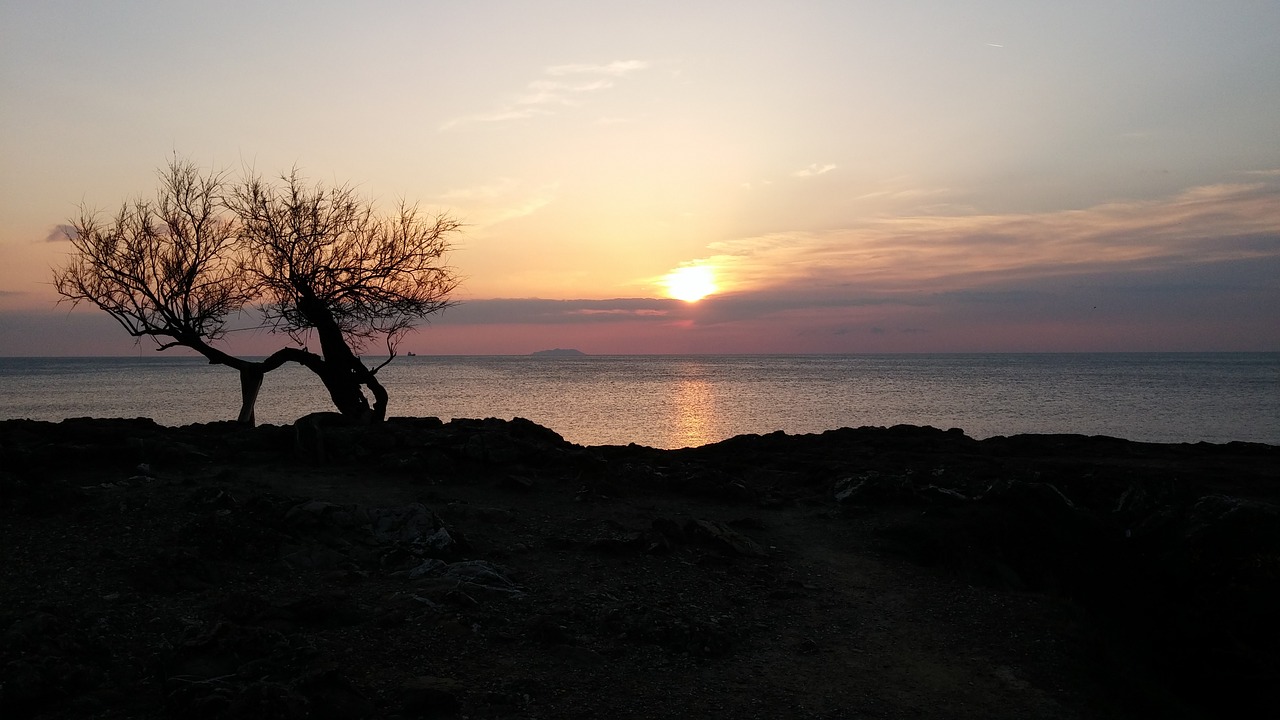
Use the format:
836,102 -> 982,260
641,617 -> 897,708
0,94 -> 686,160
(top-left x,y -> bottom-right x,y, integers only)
2,2 -> 1278,355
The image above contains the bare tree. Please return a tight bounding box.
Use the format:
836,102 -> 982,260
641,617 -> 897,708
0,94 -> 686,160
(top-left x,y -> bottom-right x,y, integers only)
53,156 -> 460,424
228,168 -> 460,421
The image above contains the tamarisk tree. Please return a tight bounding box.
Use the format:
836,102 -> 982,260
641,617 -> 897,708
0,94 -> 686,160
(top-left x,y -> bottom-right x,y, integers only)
53,157 -> 460,424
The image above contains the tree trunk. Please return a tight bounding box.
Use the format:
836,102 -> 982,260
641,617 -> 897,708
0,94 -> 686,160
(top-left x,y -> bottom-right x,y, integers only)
237,369 -> 265,425
190,341 -> 337,424
182,333 -> 375,425
367,374 -> 389,422
297,294 -> 379,423
316,364 -> 374,423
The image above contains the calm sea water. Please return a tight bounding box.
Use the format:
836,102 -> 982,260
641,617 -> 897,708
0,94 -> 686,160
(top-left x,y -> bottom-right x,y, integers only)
0,354 -> 1276,448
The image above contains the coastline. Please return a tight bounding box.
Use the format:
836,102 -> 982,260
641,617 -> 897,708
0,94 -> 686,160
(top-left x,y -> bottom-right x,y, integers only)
2,417 -> 1276,718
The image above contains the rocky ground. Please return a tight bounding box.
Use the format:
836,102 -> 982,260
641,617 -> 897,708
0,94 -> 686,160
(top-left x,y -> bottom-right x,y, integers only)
1,416 -> 1276,719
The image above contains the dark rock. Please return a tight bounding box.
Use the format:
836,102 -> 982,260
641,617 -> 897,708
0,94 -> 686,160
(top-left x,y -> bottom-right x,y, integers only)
169,621 -> 294,680
407,558 -> 447,579
1183,494 -> 1280,557
368,503 -> 441,544
285,500 -> 464,562
599,602 -> 733,657
1,658 -> 57,716
442,560 -> 520,592
400,676 -> 462,717
281,545 -> 353,570
127,546 -> 219,593
0,470 -> 89,517
447,416 -> 573,466
525,614 -> 572,644
501,474 -> 536,491
587,530 -> 646,555
650,517 -> 687,544
176,501 -> 284,563
474,506 -> 515,523
228,680 -> 309,719
834,472 -> 914,505
293,412 -> 355,464
295,668 -> 375,719
916,484 -> 972,504
685,519 -> 767,557
280,591 -> 365,629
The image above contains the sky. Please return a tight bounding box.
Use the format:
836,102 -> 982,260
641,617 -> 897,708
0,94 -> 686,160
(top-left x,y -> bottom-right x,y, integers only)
2,0 -> 1278,355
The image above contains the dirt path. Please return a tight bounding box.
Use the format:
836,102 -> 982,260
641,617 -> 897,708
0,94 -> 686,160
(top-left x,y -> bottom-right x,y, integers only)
245,463 -> 1112,719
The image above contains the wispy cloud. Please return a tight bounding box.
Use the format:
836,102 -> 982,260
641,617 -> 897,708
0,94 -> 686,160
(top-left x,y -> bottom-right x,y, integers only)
441,60 -> 649,130
436,178 -> 559,229
854,186 -> 953,202
545,60 -> 648,77
745,164 -> 835,189
792,163 -> 837,178
443,107 -> 553,126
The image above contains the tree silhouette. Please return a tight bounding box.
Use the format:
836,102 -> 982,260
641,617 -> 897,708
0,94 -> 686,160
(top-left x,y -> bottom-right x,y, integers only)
54,156 -> 460,424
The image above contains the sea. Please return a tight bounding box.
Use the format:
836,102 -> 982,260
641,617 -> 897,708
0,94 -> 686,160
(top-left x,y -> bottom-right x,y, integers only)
1,354 -> 1276,449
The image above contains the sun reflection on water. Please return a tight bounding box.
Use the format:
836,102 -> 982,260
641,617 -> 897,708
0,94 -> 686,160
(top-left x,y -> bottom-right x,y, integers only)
668,368 -> 718,448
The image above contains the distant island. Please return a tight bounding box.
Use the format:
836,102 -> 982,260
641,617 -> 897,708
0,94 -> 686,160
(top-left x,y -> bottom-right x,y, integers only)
530,348 -> 586,357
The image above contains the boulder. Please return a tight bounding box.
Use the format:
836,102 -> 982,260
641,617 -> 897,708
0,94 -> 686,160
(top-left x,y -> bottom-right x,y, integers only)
685,519 -> 767,557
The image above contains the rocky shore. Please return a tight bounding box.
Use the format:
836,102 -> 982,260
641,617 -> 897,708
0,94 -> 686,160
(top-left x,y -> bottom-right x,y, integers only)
2,417 -> 1276,719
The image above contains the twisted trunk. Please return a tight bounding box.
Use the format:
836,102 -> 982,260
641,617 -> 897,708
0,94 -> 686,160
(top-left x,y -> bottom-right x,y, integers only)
313,362 -> 374,423
297,294 -> 382,424
182,336 -> 331,426
237,370 -> 263,425
162,292 -> 389,426
367,374 -> 389,422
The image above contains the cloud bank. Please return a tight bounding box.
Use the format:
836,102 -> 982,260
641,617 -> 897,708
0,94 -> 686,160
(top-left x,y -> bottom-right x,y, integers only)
702,181 -> 1280,300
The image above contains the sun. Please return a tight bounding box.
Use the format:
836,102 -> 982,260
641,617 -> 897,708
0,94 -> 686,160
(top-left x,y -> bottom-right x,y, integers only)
662,265 -> 718,303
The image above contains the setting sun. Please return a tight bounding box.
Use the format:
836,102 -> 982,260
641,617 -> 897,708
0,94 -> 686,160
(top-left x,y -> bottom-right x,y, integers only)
663,265 -> 718,302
